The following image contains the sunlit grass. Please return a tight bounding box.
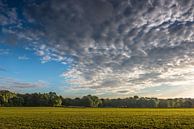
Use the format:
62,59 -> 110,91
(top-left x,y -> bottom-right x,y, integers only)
0,107 -> 194,129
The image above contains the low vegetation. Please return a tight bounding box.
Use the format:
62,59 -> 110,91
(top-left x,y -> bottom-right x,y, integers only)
0,90 -> 193,108
1,108 -> 194,129
1,91 -> 194,128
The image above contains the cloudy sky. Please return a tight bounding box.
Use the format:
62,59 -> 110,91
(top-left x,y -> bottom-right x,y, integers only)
1,0 -> 194,98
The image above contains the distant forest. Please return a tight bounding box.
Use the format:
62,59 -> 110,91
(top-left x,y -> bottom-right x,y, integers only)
0,90 -> 193,108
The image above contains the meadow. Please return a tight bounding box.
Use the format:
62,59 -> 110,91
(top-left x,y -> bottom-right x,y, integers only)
0,108 -> 194,129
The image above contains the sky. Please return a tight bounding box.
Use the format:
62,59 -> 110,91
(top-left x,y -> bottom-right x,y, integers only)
1,0 -> 194,98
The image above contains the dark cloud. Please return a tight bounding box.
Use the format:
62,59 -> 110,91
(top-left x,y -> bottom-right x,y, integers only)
1,0 -> 194,93
117,90 -> 129,94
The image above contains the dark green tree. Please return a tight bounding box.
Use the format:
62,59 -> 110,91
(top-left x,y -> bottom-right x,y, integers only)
182,100 -> 192,108
8,96 -> 24,106
0,96 -> 4,106
158,100 -> 168,108
81,95 -> 101,107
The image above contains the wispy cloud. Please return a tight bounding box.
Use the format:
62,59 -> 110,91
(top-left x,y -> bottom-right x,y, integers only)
0,49 -> 10,55
0,77 -> 47,91
18,55 -> 29,60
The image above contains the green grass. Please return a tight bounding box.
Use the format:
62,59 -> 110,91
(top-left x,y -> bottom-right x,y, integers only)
0,108 -> 194,129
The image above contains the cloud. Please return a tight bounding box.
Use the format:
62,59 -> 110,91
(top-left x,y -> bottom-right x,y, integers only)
0,77 -> 47,90
0,4 -> 18,26
12,81 -> 46,89
117,90 -> 130,94
0,49 -> 10,55
18,55 -> 29,60
1,0 -> 194,95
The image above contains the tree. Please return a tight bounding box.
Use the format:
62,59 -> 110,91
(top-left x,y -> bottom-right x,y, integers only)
182,100 -> 192,108
8,97 -> 24,106
0,96 -> 4,106
38,93 -> 49,106
81,95 -> 101,107
174,100 -> 183,108
48,92 -> 62,106
1,90 -> 194,108
90,95 -> 102,107
134,95 -> 139,99
81,95 -> 93,107
147,99 -> 157,108
51,96 -> 62,107
62,98 -> 72,106
0,90 -> 16,106
158,100 -> 168,108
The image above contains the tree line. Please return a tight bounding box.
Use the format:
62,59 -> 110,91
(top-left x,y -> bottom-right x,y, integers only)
0,90 -> 193,108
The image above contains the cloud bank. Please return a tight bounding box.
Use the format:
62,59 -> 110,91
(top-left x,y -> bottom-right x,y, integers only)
0,77 -> 47,91
1,0 -> 194,95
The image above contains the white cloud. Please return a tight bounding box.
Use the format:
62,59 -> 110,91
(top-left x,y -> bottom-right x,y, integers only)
1,0 -> 194,96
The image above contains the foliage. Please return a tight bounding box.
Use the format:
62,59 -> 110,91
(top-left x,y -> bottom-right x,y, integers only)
1,108 -> 194,129
0,91 -> 62,107
0,90 -> 16,106
0,90 -> 194,108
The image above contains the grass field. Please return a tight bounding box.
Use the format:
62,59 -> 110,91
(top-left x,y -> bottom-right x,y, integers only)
0,108 -> 194,129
